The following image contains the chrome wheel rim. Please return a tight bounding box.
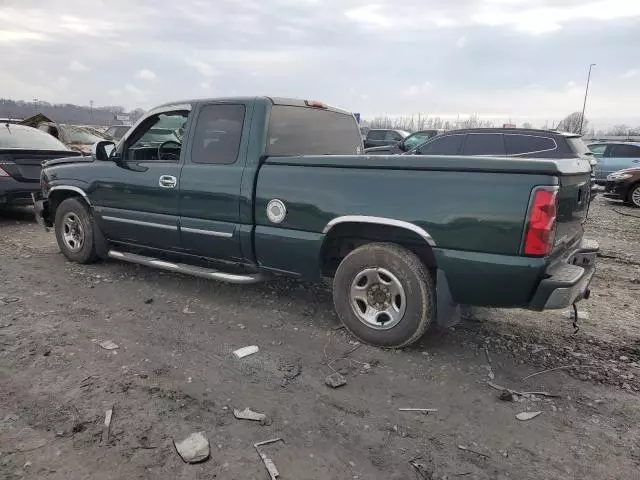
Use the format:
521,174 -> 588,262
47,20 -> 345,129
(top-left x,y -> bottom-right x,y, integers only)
632,187 -> 640,207
61,212 -> 85,252
349,267 -> 406,330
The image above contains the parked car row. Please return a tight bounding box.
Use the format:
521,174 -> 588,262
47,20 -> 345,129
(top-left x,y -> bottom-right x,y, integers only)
0,123 -> 80,208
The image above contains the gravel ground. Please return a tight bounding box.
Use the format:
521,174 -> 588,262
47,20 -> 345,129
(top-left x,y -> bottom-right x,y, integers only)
0,195 -> 639,480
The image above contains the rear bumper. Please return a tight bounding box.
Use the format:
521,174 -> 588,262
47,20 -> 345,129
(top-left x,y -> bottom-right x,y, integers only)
0,179 -> 41,206
527,238 -> 599,310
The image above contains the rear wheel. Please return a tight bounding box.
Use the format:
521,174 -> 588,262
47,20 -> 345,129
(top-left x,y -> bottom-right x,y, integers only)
332,242 -> 435,348
54,197 -> 97,263
628,184 -> 640,208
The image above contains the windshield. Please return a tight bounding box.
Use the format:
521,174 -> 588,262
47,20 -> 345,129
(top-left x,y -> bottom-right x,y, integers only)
138,128 -> 180,144
64,125 -> 104,145
0,125 -> 71,150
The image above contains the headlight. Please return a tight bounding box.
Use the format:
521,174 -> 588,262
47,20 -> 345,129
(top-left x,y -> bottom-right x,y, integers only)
607,173 -> 633,181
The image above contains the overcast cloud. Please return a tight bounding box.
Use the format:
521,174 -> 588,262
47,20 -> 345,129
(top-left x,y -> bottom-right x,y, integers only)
2,0 -> 639,128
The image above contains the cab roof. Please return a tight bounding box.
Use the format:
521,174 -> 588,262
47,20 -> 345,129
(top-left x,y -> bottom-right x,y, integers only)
155,97 -> 353,116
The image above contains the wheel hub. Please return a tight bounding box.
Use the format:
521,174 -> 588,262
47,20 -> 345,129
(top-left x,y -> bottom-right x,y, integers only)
367,284 -> 392,310
349,267 -> 407,330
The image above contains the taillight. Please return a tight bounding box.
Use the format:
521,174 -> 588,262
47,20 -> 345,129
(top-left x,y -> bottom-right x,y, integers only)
523,187 -> 558,256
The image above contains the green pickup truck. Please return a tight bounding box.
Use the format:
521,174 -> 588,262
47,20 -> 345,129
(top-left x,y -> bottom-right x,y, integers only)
36,97 -> 598,348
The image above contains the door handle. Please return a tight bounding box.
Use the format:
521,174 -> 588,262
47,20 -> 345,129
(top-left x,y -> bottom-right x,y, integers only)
159,175 -> 177,188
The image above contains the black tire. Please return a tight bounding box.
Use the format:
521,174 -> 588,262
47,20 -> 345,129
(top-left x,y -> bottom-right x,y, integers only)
54,197 -> 98,264
332,242 -> 435,348
628,184 -> 640,208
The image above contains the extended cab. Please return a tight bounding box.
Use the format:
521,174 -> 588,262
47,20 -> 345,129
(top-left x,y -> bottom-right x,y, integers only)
36,97 -> 598,348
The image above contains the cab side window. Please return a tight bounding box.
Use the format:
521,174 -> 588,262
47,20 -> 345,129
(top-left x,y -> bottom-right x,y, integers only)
191,104 -> 245,165
125,111 -> 189,162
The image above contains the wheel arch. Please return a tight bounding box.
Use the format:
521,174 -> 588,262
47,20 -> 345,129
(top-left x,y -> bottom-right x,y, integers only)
48,186 -> 90,218
320,216 -> 437,277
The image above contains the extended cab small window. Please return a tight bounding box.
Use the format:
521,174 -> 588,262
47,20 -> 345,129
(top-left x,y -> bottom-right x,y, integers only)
505,134 -> 557,156
191,104 -> 245,165
417,134 -> 464,155
463,133 -> 506,156
267,105 -> 362,156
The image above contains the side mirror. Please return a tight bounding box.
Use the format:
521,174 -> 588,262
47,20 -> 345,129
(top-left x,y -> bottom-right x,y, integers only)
92,140 -> 116,161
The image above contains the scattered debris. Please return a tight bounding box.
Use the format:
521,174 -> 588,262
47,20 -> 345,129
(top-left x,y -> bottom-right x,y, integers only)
398,408 -> 438,413
0,296 -> 19,305
331,325 -> 346,331
325,372 -> 347,388
233,345 -> 259,359
98,340 -> 119,350
23,461 -> 32,469
183,305 -> 195,314
234,408 -> 269,425
279,361 -> 302,387
484,346 -> 492,365
101,408 -> 113,444
521,365 -> 571,381
458,445 -> 490,458
516,411 -> 542,421
562,309 -> 589,320
254,438 -> 284,480
174,432 -> 210,464
499,389 -> 516,402
487,381 -> 559,398
409,459 -> 433,480
144,298 -> 154,304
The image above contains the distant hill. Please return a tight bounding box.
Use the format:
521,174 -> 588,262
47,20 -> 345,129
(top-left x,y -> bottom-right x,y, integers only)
0,99 -> 145,126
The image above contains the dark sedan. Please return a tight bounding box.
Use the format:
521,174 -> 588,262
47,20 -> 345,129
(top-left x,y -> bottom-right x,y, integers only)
604,168 -> 640,207
0,124 -> 80,208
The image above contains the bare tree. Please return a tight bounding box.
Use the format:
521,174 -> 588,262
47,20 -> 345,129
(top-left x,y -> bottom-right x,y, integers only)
521,122 -> 533,129
608,124 -> 631,136
557,112 -> 588,134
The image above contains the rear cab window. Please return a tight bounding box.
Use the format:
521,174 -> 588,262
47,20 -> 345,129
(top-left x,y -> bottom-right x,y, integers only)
267,105 -> 362,156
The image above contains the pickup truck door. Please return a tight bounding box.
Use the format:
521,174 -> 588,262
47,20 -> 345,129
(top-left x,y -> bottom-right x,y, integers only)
91,107 -> 192,250
178,102 -> 251,261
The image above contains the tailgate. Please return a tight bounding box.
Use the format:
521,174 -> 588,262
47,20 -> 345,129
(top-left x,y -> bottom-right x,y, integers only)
0,150 -> 78,182
553,170 -> 591,253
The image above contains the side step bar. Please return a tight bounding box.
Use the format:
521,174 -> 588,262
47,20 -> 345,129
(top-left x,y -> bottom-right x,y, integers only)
107,250 -> 263,285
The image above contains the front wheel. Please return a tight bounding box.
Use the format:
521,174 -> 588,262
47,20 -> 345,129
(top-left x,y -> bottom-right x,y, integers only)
628,184 -> 640,208
332,243 -> 435,348
54,197 -> 98,263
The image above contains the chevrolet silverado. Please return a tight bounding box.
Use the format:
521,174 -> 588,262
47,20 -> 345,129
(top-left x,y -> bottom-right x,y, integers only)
35,97 -> 598,348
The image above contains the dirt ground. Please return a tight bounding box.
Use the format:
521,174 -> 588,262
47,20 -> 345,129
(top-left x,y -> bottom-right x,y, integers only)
1,195 -> 639,480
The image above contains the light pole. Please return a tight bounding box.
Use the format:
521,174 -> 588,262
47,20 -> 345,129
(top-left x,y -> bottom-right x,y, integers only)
579,63 -> 596,134
90,100 -> 94,123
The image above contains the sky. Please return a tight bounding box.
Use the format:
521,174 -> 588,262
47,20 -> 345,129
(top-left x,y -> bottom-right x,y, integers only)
1,0 -> 640,128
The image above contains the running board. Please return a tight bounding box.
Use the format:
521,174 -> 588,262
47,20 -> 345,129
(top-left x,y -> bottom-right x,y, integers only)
107,250 -> 263,284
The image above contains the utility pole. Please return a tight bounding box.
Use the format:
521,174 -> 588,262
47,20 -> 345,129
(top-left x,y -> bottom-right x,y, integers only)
579,63 -> 596,134
90,100 -> 94,123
